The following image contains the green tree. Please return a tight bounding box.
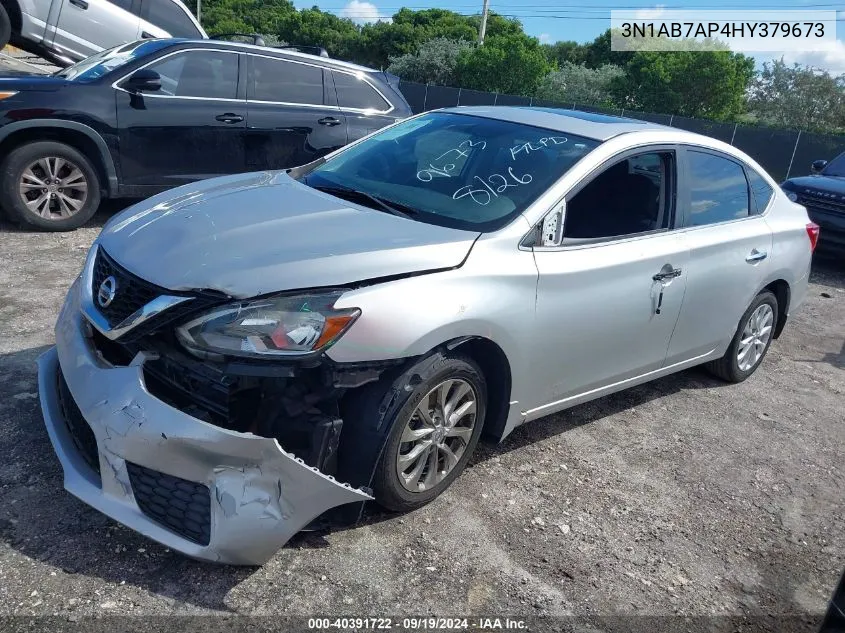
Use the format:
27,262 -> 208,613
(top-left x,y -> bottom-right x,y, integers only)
749,59 -> 845,133
581,30 -> 634,69
543,41 -> 587,67
612,50 -> 754,119
453,34 -> 553,96
386,38 -> 472,86
537,63 -> 625,108
184,0 -> 296,36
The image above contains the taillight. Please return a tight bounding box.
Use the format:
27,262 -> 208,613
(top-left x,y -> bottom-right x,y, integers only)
806,222 -> 820,252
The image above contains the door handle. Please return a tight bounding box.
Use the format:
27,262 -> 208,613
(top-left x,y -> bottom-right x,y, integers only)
318,117 -> 342,126
215,113 -> 244,124
69,0 -> 88,8
746,249 -> 768,263
652,268 -> 681,315
652,268 -> 682,282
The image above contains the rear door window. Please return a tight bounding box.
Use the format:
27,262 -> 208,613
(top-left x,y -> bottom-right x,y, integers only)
687,150 -> 750,226
250,56 -> 324,105
333,71 -> 390,111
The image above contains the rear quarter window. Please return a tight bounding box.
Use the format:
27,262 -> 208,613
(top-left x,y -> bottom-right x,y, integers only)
333,71 -> 391,111
746,168 -> 774,214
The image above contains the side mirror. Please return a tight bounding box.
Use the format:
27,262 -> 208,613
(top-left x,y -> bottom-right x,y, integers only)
811,159 -> 828,174
540,203 -> 564,247
123,68 -> 161,93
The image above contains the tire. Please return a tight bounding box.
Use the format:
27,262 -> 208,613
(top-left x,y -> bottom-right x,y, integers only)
366,351 -> 488,512
0,4 -> 10,52
704,290 -> 778,383
0,141 -> 101,231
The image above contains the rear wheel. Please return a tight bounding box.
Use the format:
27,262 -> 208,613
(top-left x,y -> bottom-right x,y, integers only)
0,4 -> 10,51
0,141 -> 101,231
705,290 -> 778,383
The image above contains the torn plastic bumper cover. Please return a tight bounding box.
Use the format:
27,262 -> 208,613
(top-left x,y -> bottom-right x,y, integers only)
37,283 -> 373,565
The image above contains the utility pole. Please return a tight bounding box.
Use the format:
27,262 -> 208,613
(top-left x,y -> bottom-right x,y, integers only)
478,0 -> 490,44
196,0 -> 202,23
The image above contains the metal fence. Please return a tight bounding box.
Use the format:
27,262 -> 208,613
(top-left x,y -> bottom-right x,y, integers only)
398,80 -> 845,183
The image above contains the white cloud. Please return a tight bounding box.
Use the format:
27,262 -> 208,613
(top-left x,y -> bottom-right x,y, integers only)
539,33 -> 552,44
633,4 -> 667,20
340,1 -> 389,24
778,39 -> 845,75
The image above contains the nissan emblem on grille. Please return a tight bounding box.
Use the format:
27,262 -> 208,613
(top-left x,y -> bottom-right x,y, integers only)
97,276 -> 117,308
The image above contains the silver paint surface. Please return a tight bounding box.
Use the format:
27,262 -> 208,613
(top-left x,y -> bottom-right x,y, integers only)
42,115 -> 814,564
38,280 -> 371,565
97,171 -> 480,299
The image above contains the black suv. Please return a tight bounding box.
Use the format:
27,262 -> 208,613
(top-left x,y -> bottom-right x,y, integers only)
781,151 -> 845,256
0,39 -> 411,230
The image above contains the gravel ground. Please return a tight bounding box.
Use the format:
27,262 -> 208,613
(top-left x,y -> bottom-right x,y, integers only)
0,206 -> 843,631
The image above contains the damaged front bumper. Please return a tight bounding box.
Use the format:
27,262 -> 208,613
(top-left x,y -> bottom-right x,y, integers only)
37,282 -> 373,565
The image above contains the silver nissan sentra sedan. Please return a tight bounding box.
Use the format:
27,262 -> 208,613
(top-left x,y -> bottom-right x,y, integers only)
38,107 -> 818,564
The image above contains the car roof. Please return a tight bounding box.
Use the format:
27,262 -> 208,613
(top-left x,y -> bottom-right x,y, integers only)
440,106 -> 670,141
169,39 -> 381,75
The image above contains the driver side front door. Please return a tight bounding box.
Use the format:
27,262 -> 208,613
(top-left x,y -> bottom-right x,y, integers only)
525,149 -> 690,419
115,49 -> 247,192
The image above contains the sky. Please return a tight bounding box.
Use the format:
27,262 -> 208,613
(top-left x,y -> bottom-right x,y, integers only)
291,0 -> 845,74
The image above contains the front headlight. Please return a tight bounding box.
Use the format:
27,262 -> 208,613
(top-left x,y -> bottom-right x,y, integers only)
176,291 -> 360,359
783,189 -> 799,202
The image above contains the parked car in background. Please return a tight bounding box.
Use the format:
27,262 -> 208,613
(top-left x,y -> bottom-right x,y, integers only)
0,38 -> 412,230
781,150 -> 845,256
0,0 -> 205,65
38,108 -> 817,564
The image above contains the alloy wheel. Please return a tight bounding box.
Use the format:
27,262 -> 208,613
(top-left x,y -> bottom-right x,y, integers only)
18,157 -> 89,220
396,378 -> 478,492
737,303 -> 774,371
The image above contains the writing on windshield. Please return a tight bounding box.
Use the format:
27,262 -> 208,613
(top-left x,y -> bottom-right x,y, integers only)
305,112 -> 601,232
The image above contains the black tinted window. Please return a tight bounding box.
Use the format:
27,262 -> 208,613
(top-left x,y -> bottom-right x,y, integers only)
108,0 -> 133,11
145,51 -> 238,99
688,151 -> 749,226
746,168 -> 773,214
566,153 -> 672,239
823,151 -> 845,177
251,57 -> 324,105
142,0 -> 202,38
333,71 -> 390,111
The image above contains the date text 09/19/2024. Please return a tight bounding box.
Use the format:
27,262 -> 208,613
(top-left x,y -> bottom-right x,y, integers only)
306,617 -> 527,630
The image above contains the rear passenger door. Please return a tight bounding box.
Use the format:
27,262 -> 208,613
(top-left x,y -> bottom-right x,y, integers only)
50,0 -> 141,61
245,54 -> 348,171
331,70 -> 398,142
665,148 -> 774,365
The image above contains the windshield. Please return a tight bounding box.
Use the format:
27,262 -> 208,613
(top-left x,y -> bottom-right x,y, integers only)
54,40 -> 170,82
302,112 -> 600,232
822,151 -> 845,177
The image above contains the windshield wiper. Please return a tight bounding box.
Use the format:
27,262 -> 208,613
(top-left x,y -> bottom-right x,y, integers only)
310,184 -> 419,220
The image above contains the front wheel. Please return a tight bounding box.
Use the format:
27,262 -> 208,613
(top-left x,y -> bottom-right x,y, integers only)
371,353 -> 487,512
705,290 -> 778,383
0,141 -> 101,231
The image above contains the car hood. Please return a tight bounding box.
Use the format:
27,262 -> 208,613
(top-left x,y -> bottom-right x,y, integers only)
98,171 -> 480,299
783,175 -> 845,196
0,74 -> 70,90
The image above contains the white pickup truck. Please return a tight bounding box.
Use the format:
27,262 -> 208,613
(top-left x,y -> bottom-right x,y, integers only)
0,0 -> 205,65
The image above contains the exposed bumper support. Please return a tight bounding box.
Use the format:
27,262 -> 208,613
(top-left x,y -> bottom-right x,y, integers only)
37,283 -> 372,565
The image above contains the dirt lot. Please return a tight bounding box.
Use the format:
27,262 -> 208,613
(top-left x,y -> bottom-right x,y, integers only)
0,206 -> 843,630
